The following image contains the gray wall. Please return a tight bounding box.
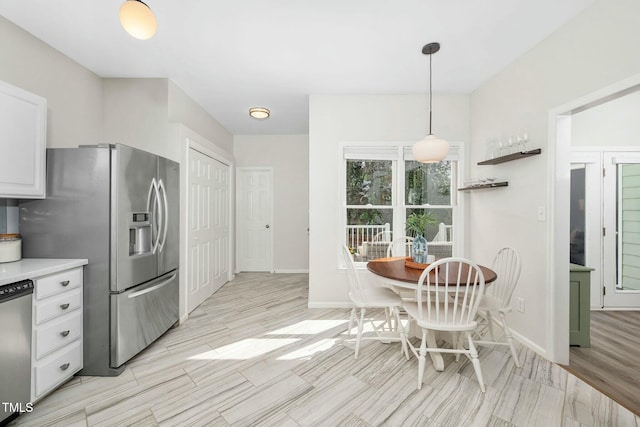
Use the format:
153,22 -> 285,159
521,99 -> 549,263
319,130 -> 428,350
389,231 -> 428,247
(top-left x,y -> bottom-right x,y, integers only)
468,0 -> 640,354
234,134 -> 309,272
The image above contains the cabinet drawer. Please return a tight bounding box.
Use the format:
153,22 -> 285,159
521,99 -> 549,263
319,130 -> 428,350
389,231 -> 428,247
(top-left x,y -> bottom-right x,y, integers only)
35,267 -> 83,300
34,288 -> 82,325
35,311 -> 82,359
34,341 -> 82,399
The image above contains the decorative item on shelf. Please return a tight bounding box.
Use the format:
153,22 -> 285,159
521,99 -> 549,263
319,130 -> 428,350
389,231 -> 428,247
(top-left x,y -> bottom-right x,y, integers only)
119,0 -> 157,40
412,42 -> 449,163
485,139 -> 498,160
458,178 -> 508,191
486,132 -> 530,159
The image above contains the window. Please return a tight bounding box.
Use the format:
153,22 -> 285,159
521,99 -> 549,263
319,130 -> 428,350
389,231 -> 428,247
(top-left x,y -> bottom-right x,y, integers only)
343,144 -> 460,263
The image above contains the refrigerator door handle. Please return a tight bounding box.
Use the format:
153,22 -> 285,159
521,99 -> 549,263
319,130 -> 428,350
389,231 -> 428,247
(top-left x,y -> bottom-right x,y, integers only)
127,274 -> 177,299
157,179 -> 169,253
146,178 -> 160,254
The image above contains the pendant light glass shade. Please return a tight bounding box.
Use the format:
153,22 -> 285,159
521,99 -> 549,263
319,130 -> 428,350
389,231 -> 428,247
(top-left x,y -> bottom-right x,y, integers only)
119,0 -> 157,40
413,42 -> 448,163
412,134 -> 449,163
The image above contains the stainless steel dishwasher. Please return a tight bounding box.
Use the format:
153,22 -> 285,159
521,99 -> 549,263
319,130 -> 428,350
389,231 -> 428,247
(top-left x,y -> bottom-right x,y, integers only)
0,279 -> 34,425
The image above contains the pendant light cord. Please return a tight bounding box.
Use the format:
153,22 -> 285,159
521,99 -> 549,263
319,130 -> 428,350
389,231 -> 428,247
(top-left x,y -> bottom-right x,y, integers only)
428,52 -> 433,135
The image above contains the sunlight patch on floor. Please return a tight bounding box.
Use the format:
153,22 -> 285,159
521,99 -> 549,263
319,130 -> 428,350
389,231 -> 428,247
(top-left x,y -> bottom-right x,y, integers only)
188,338 -> 301,360
276,338 -> 339,361
266,319 -> 347,335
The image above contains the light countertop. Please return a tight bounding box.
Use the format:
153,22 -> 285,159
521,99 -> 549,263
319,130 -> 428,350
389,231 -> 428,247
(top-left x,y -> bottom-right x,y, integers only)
0,258 -> 88,286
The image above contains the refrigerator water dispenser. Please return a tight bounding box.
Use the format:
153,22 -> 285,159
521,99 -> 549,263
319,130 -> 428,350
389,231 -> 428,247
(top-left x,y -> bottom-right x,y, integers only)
129,212 -> 151,256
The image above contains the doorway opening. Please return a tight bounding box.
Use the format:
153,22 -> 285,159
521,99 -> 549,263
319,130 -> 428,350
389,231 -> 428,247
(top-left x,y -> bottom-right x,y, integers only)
550,76 -> 640,364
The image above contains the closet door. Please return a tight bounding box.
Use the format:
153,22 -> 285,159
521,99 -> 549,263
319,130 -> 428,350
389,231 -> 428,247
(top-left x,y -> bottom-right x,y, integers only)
211,158 -> 230,292
187,148 -> 231,312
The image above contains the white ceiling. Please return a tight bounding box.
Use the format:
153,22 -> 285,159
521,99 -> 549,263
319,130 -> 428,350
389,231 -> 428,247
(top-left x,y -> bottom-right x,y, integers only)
0,1 -> 594,135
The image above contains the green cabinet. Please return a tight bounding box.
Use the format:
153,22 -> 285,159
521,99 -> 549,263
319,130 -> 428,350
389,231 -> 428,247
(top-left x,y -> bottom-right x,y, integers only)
569,264 -> 594,347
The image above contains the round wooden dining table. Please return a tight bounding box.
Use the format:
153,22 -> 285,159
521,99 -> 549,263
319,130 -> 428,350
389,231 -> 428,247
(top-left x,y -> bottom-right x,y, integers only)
367,256 -> 497,287
366,256 -> 497,371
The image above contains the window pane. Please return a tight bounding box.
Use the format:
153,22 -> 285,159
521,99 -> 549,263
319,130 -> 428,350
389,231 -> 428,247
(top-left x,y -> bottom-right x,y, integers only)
405,161 -> 451,205
406,208 -> 452,259
570,165 -> 586,266
346,160 -> 392,206
346,208 -> 393,261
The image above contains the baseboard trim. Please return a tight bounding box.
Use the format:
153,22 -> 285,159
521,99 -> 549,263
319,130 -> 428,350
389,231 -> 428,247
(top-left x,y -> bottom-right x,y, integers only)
273,269 -> 309,274
308,302 -> 351,309
510,328 -> 547,359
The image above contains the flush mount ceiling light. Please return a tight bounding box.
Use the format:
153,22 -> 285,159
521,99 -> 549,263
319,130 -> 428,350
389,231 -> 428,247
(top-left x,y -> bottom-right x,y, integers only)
412,42 -> 449,163
119,0 -> 157,40
249,107 -> 270,120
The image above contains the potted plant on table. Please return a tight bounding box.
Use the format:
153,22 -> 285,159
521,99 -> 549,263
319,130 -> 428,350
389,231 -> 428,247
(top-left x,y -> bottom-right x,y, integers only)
405,212 -> 437,264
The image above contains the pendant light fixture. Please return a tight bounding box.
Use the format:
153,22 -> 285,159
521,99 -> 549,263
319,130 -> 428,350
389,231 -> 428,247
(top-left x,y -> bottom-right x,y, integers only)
119,0 -> 157,40
412,42 -> 449,163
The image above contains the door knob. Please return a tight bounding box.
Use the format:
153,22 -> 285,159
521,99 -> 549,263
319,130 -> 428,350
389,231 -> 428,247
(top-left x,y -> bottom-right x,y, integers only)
265,224 -> 270,229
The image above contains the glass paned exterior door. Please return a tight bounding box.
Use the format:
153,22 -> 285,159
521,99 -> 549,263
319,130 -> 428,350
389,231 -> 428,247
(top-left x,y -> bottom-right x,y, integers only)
603,153 -> 640,307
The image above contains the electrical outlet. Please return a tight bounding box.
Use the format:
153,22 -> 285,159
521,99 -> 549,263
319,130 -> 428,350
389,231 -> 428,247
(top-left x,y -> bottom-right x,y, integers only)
516,297 -> 525,313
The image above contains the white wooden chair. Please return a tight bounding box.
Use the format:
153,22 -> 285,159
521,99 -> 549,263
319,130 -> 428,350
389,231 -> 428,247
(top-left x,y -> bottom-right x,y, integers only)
474,247 -> 521,367
342,245 -> 409,360
386,236 -> 414,258
403,257 -> 486,391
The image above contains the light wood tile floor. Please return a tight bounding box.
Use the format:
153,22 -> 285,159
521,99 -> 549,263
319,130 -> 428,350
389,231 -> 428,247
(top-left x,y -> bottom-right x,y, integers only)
12,273 -> 640,427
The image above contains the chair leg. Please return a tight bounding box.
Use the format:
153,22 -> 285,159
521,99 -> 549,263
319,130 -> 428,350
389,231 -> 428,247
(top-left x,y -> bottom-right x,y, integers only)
417,329 -> 428,389
467,332 -> 485,393
453,332 -> 463,362
486,311 -> 496,341
347,307 -> 356,338
384,307 -> 393,331
500,311 -> 521,367
394,307 -> 409,360
355,308 -> 366,360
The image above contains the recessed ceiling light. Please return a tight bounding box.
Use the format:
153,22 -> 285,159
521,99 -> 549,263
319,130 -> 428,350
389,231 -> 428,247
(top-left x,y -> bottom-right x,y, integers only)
249,107 -> 270,120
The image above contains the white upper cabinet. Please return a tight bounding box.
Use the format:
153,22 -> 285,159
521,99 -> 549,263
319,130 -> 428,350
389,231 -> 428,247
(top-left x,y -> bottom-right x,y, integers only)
0,80 -> 47,198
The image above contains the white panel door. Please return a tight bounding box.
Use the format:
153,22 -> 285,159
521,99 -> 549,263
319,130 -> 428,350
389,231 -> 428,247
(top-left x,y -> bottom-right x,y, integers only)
236,168 -> 273,272
188,150 -> 213,312
211,158 -> 230,292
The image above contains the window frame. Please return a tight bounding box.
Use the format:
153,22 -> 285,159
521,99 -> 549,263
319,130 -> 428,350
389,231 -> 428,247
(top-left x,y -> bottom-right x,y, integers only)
340,141 -> 464,267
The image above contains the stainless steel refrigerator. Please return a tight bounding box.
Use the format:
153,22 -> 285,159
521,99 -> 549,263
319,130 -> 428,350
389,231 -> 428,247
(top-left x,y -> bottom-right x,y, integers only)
20,144 -> 179,376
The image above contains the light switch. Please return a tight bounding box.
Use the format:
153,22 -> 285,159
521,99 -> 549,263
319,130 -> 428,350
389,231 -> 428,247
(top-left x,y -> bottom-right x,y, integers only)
537,206 -> 546,222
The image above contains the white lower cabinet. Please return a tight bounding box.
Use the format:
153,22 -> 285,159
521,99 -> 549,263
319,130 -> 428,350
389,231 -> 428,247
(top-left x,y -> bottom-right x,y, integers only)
31,266 -> 84,402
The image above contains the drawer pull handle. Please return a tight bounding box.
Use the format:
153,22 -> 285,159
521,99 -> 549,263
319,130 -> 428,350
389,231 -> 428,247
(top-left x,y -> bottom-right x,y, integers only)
60,303 -> 70,310
60,330 -> 70,337
60,281 -> 70,287
60,363 -> 70,371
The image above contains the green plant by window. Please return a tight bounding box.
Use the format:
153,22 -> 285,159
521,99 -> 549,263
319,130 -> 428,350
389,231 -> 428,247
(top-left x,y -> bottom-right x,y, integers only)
405,212 -> 437,236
